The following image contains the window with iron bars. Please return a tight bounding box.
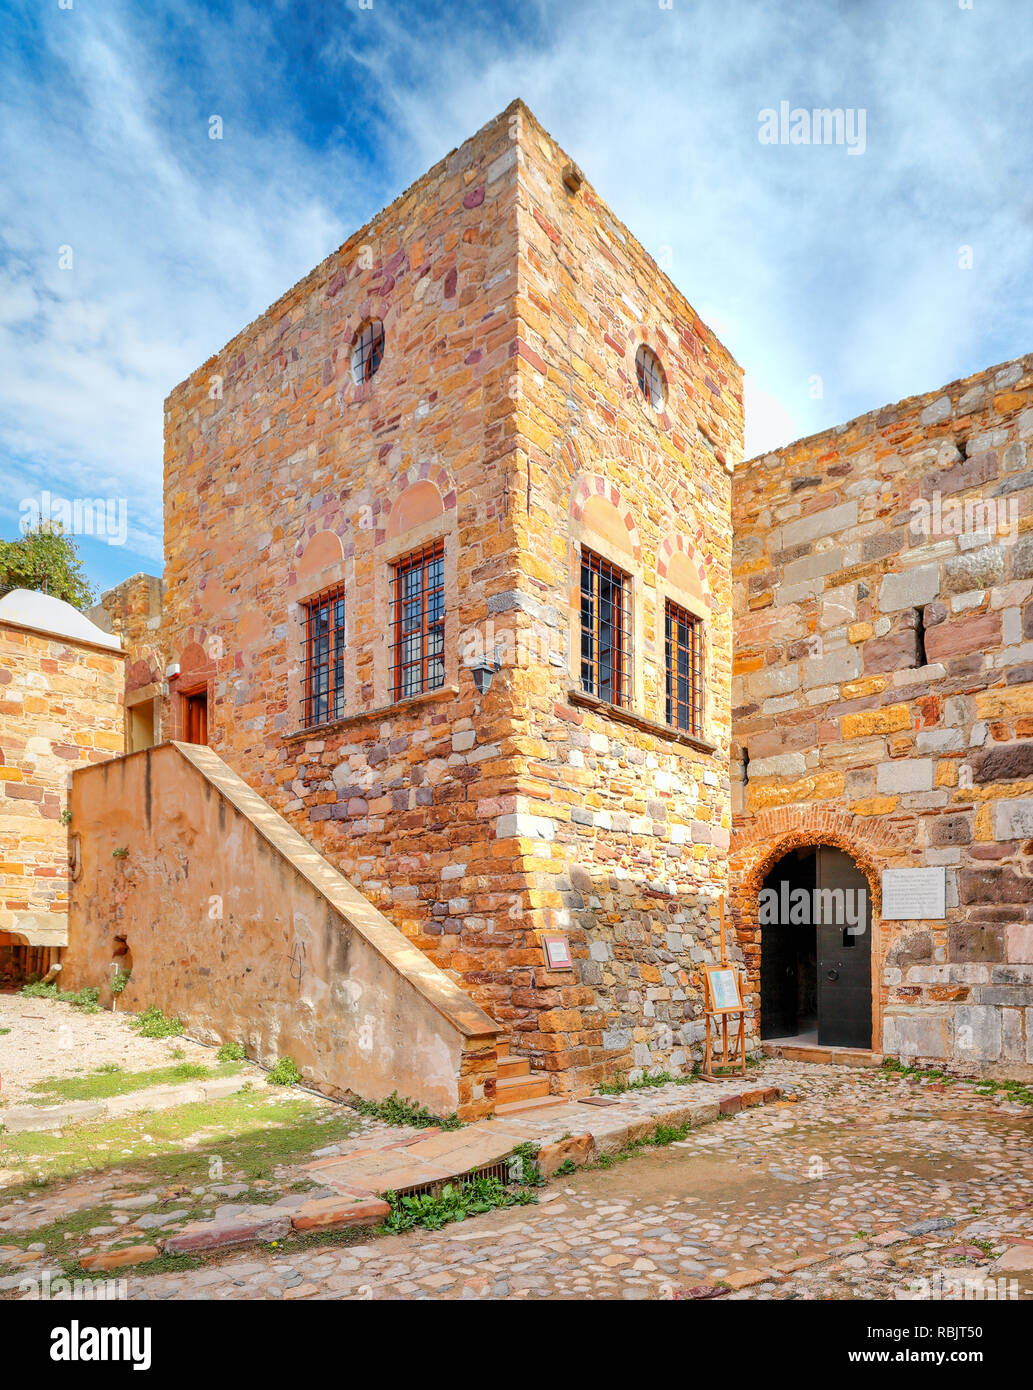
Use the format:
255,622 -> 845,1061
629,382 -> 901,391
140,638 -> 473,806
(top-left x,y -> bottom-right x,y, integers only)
665,599 -> 704,736
351,320 -> 385,385
391,540 -> 446,701
580,548 -> 632,708
302,584 -> 347,728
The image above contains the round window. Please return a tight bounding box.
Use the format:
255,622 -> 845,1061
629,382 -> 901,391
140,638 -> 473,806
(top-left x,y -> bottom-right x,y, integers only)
635,344 -> 666,409
351,320 -> 385,385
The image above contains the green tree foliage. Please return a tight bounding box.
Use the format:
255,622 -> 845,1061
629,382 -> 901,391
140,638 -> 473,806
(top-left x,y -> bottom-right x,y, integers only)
0,525 -> 96,609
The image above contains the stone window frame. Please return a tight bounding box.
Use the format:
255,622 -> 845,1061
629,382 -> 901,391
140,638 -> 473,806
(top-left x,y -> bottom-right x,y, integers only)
655,541 -> 715,745
568,507 -> 645,718
287,555 -> 355,734
299,581 -> 349,729
374,508 -> 459,709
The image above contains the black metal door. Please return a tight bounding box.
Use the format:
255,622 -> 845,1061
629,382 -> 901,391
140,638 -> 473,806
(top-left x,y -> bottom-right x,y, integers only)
816,847 -> 872,1048
760,915 -> 797,1039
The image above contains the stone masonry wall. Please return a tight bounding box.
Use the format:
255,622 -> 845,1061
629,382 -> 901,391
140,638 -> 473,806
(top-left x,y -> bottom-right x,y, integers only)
0,621 -> 124,948
160,106 -> 524,1039
732,353 -> 1033,1078
158,101 -> 743,1094
500,113 -> 743,1089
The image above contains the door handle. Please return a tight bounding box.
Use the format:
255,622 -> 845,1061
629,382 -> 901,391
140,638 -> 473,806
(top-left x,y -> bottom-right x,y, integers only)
826,968 -> 839,982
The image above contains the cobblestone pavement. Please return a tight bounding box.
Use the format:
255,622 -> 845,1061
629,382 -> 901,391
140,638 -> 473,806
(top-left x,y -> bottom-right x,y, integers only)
7,1060 -> 1027,1301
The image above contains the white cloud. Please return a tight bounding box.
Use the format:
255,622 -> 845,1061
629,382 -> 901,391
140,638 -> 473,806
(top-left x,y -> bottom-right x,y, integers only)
3,0 -> 1032,575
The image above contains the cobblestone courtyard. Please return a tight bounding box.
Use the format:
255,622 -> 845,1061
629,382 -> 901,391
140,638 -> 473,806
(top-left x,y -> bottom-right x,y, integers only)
7,1056 -> 1030,1302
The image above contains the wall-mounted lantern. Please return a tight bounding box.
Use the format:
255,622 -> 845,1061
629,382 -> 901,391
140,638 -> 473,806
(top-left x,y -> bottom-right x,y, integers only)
467,656 -> 501,696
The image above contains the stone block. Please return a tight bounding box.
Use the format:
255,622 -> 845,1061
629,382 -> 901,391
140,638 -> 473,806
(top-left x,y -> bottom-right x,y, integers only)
883,1014 -> 948,1059
948,924 -> 1006,962
863,629 -> 921,673
975,743 -> 1033,783
290,1195 -> 389,1232
878,563 -> 941,613
942,547 -> 1006,597
164,1211 -> 290,1254
1007,925 -> 1033,964
79,1245 -> 161,1272
876,759 -> 934,793
781,500 -> 858,549
536,1132 -> 595,1177
801,646 -> 861,690
954,1004 -> 1002,1061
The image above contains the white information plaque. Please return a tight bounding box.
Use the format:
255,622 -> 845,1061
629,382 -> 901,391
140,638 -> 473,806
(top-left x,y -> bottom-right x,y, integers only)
881,867 -> 946,920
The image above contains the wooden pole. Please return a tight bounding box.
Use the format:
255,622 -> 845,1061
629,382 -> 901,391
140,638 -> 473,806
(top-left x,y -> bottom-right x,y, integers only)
719,896 -> 727,965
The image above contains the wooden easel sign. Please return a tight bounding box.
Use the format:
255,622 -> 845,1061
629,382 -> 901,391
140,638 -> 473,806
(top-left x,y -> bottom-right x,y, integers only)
700,899 -> 747,1081
705,964 -> 742,1013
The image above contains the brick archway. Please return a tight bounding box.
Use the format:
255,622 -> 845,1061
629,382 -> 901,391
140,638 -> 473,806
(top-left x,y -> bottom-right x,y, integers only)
730,809 -> 903,1051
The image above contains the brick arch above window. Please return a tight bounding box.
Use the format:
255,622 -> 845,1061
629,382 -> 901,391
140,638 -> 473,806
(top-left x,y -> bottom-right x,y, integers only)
377,462 -> 456,546
569,473 -> 642,565
657,533 -> 711,611
296,529 -> 345,581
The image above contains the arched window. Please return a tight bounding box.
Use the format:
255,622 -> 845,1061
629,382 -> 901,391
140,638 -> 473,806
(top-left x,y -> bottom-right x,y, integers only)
635,344 -> 666,409
351,320 -> 385,385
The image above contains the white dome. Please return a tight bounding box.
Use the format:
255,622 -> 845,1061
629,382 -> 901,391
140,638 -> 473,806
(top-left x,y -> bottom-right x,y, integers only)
0,588 -> 122,652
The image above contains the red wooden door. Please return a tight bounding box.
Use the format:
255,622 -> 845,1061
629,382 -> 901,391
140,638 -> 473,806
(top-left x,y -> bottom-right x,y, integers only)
184,692 -> 208,744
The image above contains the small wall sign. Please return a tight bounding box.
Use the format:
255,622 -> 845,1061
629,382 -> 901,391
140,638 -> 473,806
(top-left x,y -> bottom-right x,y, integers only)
540,932 -> 574,970
703,964 -> 743,1013
881,867 -> 946,921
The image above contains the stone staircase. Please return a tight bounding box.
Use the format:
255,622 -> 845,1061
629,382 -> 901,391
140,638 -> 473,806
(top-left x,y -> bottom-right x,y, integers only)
493,1040 -> 568,1116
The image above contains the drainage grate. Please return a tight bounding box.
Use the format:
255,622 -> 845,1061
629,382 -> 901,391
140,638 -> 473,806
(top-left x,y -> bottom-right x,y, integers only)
389,1158 -> 517,1200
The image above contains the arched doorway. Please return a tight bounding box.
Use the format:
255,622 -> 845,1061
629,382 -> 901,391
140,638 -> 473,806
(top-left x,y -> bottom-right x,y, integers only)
759,845 -> 872,1049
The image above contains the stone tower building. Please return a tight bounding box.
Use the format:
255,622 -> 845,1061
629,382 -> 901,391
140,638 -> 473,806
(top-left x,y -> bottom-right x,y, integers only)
151,101 -> 743,1097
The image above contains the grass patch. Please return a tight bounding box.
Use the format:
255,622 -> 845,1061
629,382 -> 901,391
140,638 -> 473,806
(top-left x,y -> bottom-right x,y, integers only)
381,1175 -> 538,1234
26,1061 -> 242,1106
3,1203 -> 117,1258
0,1088 -> 360,1192
352,1090 -> 463,1130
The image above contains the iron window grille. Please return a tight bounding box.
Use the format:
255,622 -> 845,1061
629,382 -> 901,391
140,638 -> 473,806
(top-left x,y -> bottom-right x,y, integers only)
580,547 -> 632,708
635,344 -> 666,409
391,540 -> 446,701
665,599 -> 704,736
302,584 -> 347,728
351,320 -> 385,385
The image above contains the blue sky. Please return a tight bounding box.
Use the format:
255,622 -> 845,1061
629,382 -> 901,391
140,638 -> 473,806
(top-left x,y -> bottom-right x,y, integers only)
2,0 -> 1032,593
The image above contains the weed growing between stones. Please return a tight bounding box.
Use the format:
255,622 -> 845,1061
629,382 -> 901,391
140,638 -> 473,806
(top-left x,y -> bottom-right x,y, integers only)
381,1175 -> 538,1234
265,1057 -> 302,1086
20,982 -> 100,1013
881,1057 -> 1033,1106
596,1069 -> 704,1096
129,1006 -> 184,1039
352,1090 -> 463,1130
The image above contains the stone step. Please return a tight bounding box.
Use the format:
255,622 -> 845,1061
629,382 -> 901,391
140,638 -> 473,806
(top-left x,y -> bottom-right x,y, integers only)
498,1055 -> 531,1080
762,1041 -> 882,1068
495,1072 -> 551,1106
493,1093 -> 571,1117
